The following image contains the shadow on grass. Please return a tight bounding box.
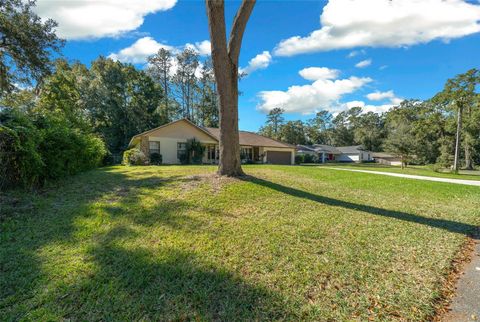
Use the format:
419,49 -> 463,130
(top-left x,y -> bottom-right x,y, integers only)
243,175 -> 478,236
0,167 -> 291,320
54,226 -> 290,320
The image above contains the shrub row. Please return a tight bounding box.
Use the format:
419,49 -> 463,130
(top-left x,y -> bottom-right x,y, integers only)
295,154 -> 316,164
0,108 -> 107,190
122,148 -> 163,166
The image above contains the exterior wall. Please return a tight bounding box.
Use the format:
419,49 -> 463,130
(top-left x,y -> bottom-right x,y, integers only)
143,120 -> 217,164
361,151 -> 372,161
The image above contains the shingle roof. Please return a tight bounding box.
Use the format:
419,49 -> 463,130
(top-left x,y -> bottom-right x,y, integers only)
336,145 -> 365,154
204,127 -> 294,149
296,144 -> 341,154
312,144 -> 342,154
296,145 -> 316,152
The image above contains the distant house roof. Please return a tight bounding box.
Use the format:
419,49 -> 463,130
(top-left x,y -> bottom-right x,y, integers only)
296,145 -> 316,152
203,127 -> 294,149
296,144 -> 341,154
312,144 -> 342,154
336,145 -> 365,154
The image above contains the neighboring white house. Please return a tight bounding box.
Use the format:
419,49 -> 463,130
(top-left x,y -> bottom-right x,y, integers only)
296,144 -> 373,163
336,146 -> 372,162
128,119 -> 296,165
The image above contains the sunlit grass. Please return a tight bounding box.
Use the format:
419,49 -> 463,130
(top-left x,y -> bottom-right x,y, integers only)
1,165 -> 479,320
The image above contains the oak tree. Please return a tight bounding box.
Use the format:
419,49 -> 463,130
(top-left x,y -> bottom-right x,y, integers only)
205,0 -> 255,176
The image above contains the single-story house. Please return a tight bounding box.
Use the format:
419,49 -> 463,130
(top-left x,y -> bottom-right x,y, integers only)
128,119 -> 296,165
372,152 -> 402,166
296,144 -> 373,163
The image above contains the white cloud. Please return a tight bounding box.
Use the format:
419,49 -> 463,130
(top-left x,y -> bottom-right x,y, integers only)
108,37 -> 174,64
274,0 -> 480,56
108,37 -> 211,64
347,49 -> 366,58
35,0 -> 177,40
257,74 -> 372,114
355,59 -> 372,68
185,40 -> 211,56
366,90 -> 395,101
240,51 -> 272,74
298,67 -> 340,81
343,100 -> 395,114
390,97 -> 404,105
345,90 -> 404,113
366,90 -> 403,106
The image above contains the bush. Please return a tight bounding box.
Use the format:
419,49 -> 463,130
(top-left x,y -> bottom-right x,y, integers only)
0,111 -> 44,189
187,138 -> 205,164
150,152 -> 162,165
123,148 -> 148,166
178,138 -> 205,165
0,108 -> 107,190
295,154 -> 303,164
295,154 -> 315,164
303,154 -> 315,163
35,115 -> 107,179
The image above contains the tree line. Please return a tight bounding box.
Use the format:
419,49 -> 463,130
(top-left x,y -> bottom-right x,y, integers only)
1,0 -> 221,188
3,50 -> 219,153
259,69 -> 480,170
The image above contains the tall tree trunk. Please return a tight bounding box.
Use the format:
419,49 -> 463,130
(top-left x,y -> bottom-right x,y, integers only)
453,104 -> 463,172
163,69 -> 169,121
465,146 -> 472,170
205,0 -> 255,176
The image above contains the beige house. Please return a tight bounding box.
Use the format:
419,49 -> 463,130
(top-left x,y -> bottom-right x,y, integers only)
128,119 -> 296,165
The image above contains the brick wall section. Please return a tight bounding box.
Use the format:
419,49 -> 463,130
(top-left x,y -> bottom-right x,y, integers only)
140,136 -> 149,155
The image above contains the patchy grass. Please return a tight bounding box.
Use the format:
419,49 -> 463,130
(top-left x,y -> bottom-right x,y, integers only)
321,162 -> 480,181
1,165 -> 479,321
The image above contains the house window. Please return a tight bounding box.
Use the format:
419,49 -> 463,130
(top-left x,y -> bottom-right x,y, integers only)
207,145 -> 216,160
149,141 -> 160,155
240,147 -> 253,160
177,142 -> 187,160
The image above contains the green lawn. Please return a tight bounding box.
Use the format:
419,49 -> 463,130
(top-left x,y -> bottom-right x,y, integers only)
320,162 -> 480,181
1,165 -> 479,321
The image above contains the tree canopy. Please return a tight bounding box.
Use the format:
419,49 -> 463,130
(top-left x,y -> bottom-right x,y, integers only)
258,69 -> 480,169
0,0 -> 64,95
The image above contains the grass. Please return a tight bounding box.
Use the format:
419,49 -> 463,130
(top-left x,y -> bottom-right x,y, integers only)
320,162 -> 480,181
1,165 -> 480,321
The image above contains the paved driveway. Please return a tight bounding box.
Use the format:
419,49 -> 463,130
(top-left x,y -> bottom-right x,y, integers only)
324,168 -> 480,187
442,238 -> 480,322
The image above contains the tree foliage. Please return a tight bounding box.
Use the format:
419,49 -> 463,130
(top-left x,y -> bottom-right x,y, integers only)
258,70 -> 480,170
0,0 -> 64,95
147,48 -> 219,127
0,107 -> 106,190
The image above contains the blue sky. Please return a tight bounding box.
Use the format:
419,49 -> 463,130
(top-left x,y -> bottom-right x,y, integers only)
36,0 -> 480,131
